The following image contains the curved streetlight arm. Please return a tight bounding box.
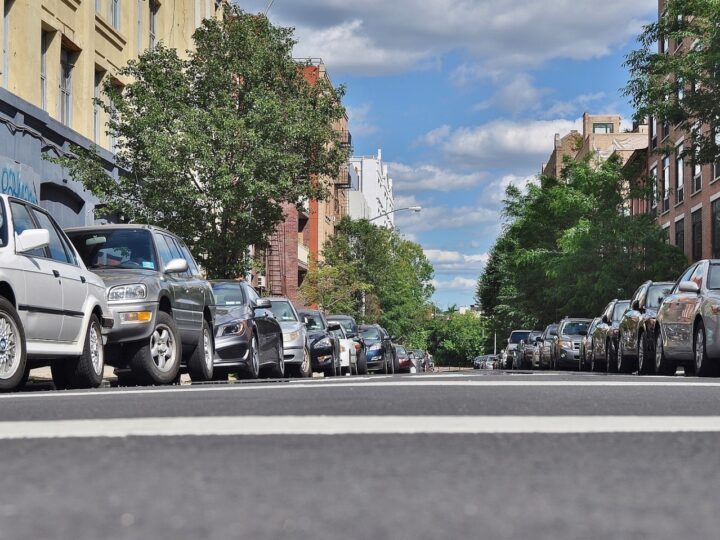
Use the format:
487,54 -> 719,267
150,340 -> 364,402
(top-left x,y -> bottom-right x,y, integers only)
368,206 -> 422,222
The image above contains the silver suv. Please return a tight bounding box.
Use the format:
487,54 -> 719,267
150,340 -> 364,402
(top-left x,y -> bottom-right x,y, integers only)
0,195 -> 112,392
67,225 -> 215,385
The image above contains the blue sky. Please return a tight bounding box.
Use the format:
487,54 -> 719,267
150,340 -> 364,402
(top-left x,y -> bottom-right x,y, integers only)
243,0 -> 658,308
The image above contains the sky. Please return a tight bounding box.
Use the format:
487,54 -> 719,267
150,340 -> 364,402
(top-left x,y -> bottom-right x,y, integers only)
243,0 -> 658,308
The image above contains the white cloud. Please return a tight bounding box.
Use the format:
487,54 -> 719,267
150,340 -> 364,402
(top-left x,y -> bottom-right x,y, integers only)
481,174 -> 538,205
396,204 -> 499,233
346,104 -> 380,137
417,125 -> 451,146
431,277 -> 478,291
472,74 -> 548,114
390,162 -> 487,193
247,0 -> 656,76
425,250 -> 489,274
544,92 -> 606,118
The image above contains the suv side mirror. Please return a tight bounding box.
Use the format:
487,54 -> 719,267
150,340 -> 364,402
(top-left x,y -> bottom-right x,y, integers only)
16,229 -> 49,253
254,298 -> 272,310
632,299 -> 641,311
535,336 -> 543,343
164,258 -> 189,274
601,315 -> 609,324
678,281 -> 700,294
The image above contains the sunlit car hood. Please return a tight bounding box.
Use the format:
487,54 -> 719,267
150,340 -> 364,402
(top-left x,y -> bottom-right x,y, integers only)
91,268 -> 159,289
279,321 -> 303,333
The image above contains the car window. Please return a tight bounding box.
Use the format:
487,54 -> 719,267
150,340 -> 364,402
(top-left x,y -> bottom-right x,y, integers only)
330,327 -> 345,339
268,300 -> 298,322
302,313 -> 325,330
211,282 -> 246,306
509,331 -> 530,344
690,264 -> 705,289
0,202 -> 8,247
244,284 -> 260,305
560,321 -> 589,335
10,201 -> 45,257
613,302 -> 630,322
396,346 -> 407,355
632,285 -> 647,308
330,318 -> 356,334
646,285 -> 671,308
68,229 -> 158,270
30,209 -> 72,264
154,234 -> 176,266
360,326 -> 381,341
674,265 -> 697,293
177,241 -> 201,277
163,235 -> 190,277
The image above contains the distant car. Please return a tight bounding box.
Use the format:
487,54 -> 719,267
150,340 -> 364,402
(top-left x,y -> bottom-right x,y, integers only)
552,318 -> 591,370
618,281 -> 673,375
656,260 -> 720,377
327,314 -> 368,375
360,324 -> 397,374
67,224 -> 215,385
516,331 -> 542,370
473,355 -> 497,369
395,345 -> 414,372
410,349 -> 428,372
589,299 -> 631,373
0,195 -> 113,392
297,309 -> 342,377
538,324 -> 558,369
209,281 -> 284,380
329,323 -> 357,375
266,297 -> 311,377
504,330 -> 532,369
579,318 -> 601,371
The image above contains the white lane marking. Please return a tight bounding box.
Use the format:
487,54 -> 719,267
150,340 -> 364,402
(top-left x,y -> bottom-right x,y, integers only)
2,416 -> 720,439
7,379 -> 720,400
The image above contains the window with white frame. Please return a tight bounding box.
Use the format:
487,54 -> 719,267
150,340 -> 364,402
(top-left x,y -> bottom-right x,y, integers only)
40,31 -> 49,110
693,146 -> 702,193
2,0 -> 14,88
93,70 -> 102,144
109,0 -> 120,30
715,130 -> 720,181
676,145 -> 684,204
59,46 -> 73,126
651,116 -> 658,149
662,156 -> 670,212
650,166 -> 658,211
149,0 -> 159,49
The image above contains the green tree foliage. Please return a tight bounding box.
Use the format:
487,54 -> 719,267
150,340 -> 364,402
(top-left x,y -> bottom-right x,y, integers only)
303,217 -> 434,339
625,0 -> 720,164
477,158 -> 688,346
427,312 -> 488,366
51,7 -> 349,278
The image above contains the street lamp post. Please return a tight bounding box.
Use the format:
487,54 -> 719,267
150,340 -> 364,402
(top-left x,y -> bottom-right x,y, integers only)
368,206 -> 422,223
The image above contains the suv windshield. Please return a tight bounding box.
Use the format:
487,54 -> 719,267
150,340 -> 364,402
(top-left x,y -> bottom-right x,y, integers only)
509,331 -> 530,344
613,301 -> 630,321
360,326 -> 381,341
560,321 -> 589,335
268,300 -> 298,322
211,282 -> 245,306
646,285 -> 671,308
68,229 -> 157,271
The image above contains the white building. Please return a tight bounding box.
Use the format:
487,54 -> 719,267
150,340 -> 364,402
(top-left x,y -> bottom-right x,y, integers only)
349,149 -> 395,228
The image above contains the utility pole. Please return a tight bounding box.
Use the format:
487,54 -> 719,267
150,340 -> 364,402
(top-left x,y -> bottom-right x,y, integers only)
494,332 -> 497,355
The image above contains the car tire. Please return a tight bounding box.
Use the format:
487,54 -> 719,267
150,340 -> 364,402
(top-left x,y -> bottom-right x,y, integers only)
0,297 -> 27,393
187,320 -> 214,382
694,320 -> 717,377
617,340 -> 633,374
383,352 -> 389,374
129,311 -> 182,385
606,340 -> 618,373
238,334 -> 260,380
53,315 -> 105,390
637,331 -> 653,375
357,351 -> 368,375
655,329 -> 676,376
291,347 -> 312,378
269,342 -> 285,379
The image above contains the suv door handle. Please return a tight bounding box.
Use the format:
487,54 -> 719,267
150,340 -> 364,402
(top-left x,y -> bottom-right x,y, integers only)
52,270 -> 60,278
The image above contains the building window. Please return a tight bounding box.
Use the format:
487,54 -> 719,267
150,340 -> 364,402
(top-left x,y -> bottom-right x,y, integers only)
40,31 -> 49,110
715,130 -> 720,182
662,156 -> 670,213
93,70 -> 102,144
650,167 -> 658,213
149,0 -> 159,49
593,123 -> 614,134
676,218 -> 685,254
59,47 -> 73,126
692,208 -> 703,262
676,146 -> 684,204
693,156 -> 702,193
96,0 -> 101,12
713,201 -> 720,259
2,0 -> 13,88
677,77 -> 684,102
651,116 -> 657,149
136,0 -> 142,51
109,0 -> 120,30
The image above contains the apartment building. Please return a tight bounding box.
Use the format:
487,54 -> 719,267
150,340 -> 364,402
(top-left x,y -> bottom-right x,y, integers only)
0,0 -> 220,226
349,149 -> 395,228
650,0 -> 718,263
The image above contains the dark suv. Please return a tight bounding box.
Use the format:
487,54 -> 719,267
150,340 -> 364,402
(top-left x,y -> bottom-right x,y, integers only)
552,318 -> 591,370
67,225 -> 215,385
297,308 -> 342,377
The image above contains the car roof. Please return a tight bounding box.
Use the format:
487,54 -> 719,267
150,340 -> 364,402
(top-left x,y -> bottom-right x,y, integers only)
561,318 -> 592,322
65,223 -> 178,237
264,296 -> 292,302
297,308 -> 321,315
328,314 -> 354,320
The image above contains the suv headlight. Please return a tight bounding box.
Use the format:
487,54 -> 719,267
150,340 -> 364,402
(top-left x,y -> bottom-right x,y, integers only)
283,330 -> 301,342
313,337 -> 331,349
221,321 -> 247,336
559,340 -> 573,349
108,284 -> 147,302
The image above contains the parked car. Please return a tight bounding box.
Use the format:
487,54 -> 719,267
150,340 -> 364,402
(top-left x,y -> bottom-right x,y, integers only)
656,260 -> 720,377
209,281 -> 284,380
410,349 -> 428,372
67,224 -> 215,385
267,298 -> 311,377
0,195 -> 113,392
504,330 -> 532,369
329,323 -> 357,375
538,324 -> 558,369
395,345 -> 414,373
579,318 -> 601,371
359,324 -> 397,374
516,331 -> 542,370
297,308 -> 342,377
327,314 -> 368,375
589,299 -> 630,373
473,355 -> 497,369
618,281 -> 673,375
552,318 -> 591,370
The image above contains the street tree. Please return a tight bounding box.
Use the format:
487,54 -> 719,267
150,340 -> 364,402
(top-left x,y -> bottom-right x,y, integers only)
52,7 -> 349,278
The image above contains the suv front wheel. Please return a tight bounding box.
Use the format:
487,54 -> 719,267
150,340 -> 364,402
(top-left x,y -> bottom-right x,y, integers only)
130,311 -> 181,385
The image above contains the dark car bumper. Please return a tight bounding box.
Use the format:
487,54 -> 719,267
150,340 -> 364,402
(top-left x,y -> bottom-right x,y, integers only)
557,349 -> 579,368
213,330 -> 252,369
311,345 -> 334,370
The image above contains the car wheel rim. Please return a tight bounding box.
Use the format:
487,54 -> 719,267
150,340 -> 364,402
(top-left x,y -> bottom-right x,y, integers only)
252,337 -> 259,375
90,323 -> 103,375
655,333 -> 662,371
302,348 -> 310,373
638,336 -> 644,373
696,328 -> 704,371
151,324 -> 176,373
203,328 -> 213,371
0,313 -> 21,380
278,344 -> 284,375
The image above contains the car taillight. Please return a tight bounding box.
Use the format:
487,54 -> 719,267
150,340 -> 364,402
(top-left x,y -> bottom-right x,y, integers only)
354,343 -> 361,350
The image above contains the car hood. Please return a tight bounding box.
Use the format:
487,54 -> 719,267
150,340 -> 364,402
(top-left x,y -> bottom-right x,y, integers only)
560,334 -> 583,340
214,306 -> 252,326
507,344 -> 519,350
90,268 -> 160,289
280,321 -> 303,333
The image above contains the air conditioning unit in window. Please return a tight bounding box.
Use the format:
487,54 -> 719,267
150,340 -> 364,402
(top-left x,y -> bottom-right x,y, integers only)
257,276 -> 267,288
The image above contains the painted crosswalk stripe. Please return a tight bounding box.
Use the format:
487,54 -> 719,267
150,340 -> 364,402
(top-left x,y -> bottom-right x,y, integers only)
2,416 -> 720,439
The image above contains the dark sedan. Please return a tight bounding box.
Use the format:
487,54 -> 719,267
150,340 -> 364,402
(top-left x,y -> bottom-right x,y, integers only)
297,309 -> 342,377
618,281 -> 673,374
360,324 -> 397,374
210,281 -> 284,380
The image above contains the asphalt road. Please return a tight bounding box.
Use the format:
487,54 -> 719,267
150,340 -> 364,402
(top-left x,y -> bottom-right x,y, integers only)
2,370 -> 720,539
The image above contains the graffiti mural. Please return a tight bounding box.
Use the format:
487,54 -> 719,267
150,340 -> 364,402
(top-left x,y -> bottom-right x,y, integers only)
0,157 -> 40,205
